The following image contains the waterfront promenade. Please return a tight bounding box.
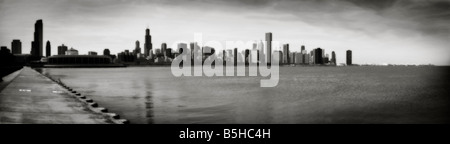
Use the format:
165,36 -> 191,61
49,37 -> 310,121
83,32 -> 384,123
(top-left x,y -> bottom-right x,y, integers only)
0,67 -> 110,124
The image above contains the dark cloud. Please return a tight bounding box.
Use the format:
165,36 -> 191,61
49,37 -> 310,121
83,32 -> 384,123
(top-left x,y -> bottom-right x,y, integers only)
210,0 -> 450,38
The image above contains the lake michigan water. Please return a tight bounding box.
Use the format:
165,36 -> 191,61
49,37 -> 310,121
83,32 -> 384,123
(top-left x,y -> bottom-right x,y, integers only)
41,66 -> 449,124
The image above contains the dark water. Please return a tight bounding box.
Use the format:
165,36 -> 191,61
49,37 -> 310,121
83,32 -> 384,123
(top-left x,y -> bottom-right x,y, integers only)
41,66 -> 450,124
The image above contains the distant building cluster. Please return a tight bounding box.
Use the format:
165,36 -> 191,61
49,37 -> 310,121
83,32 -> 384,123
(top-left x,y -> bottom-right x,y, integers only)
0,19 -> 354,67
276,45 -> 340,66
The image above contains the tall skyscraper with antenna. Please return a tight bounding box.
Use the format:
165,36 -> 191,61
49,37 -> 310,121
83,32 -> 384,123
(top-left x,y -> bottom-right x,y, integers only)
144,27 -> 152,57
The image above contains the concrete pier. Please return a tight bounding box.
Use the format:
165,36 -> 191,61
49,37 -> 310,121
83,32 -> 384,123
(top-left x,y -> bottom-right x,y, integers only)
0,67 -> 111,124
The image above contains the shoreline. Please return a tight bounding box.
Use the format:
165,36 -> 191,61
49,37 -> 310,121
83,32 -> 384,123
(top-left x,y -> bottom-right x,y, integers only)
0,67 -> 128,124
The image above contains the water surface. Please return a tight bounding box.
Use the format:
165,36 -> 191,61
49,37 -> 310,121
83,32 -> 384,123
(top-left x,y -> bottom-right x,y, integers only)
41,66 -> 450,124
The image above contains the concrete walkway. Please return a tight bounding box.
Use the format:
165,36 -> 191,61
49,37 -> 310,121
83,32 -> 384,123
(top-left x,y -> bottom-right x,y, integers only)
0,67 -> 110,124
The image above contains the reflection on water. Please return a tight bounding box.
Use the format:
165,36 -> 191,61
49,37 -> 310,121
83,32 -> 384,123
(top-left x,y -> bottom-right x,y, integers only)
41,66 -> 450,124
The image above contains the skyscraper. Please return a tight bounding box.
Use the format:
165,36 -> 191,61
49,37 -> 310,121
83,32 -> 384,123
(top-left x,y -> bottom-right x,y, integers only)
222,50 -> 226,62
103,49 -> 110,56
289,52 -> 295,65
31,19 -> 43,57
46,40 -> 51,57
265,32 -> 272,64
11,39 -> 21,54
301,46 -> 307,64
144,28 -> 152,57
295,52 -> 303,64
161,43 -> 167,57
234,48 -> 238,65
283,44 -> 289,64
258,40 -> 265,63
314,48 -> 323,65
57,44 -> 68,55
134,40 -> 141,55
346,50 -> 352,65
331,51 -> 336,65
244,49 -> 250,64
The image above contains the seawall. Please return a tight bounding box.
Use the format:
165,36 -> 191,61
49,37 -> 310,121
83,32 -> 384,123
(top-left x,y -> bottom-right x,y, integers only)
0,67 -> 128,124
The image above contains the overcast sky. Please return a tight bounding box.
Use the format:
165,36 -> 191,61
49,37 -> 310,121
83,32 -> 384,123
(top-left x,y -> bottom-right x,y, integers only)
0,0 -> 449,65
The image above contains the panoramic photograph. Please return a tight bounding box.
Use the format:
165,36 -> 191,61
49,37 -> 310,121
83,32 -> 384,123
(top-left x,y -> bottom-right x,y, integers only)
1,0 -> 449,127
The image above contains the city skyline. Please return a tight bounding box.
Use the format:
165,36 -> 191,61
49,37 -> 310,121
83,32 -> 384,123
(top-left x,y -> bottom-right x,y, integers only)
1,18 -> 352,66
1,0 -> 449,65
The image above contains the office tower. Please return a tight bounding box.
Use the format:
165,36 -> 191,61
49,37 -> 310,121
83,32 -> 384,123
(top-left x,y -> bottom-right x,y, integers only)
31,19 -> 43,57
322,49 -> 326,58
57,44 -> 68,55
65,48 -> 78,55
0,46 -> 10,54
323,54 -> 329,64
314,48 -> 323,64
88,51 -> 97,55
331,51 -> 336,65
252,42 -> 257,50
346,50 -> 352,65
155,49 -> 161,56
301,45 -> 305,52
222,50 -> 226,62
166,48 -> 173,58
149,49 -> 154,59
189,42 -> 195,53
258,40 -> 265,63
189,42 -> 195,60
46,41 -> 51,57
273,51 -> 282,64
301,49 -> 307,64
283,44 -> 289,64
144,28 -> 152,57
279,51 -> 283,64
103,49 -> 110,56
265,32 -> 272,64
11,39 -> 21,54
234,48 -> 238,65
117,52 -> 124,62
289,52 -> 295,65
295,53 -> 302,64
189,42 -> 194,60
304,54 -> 309,65
244,49 -> 250,64
161,43 -> 167,57
134,40 -> 141,55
